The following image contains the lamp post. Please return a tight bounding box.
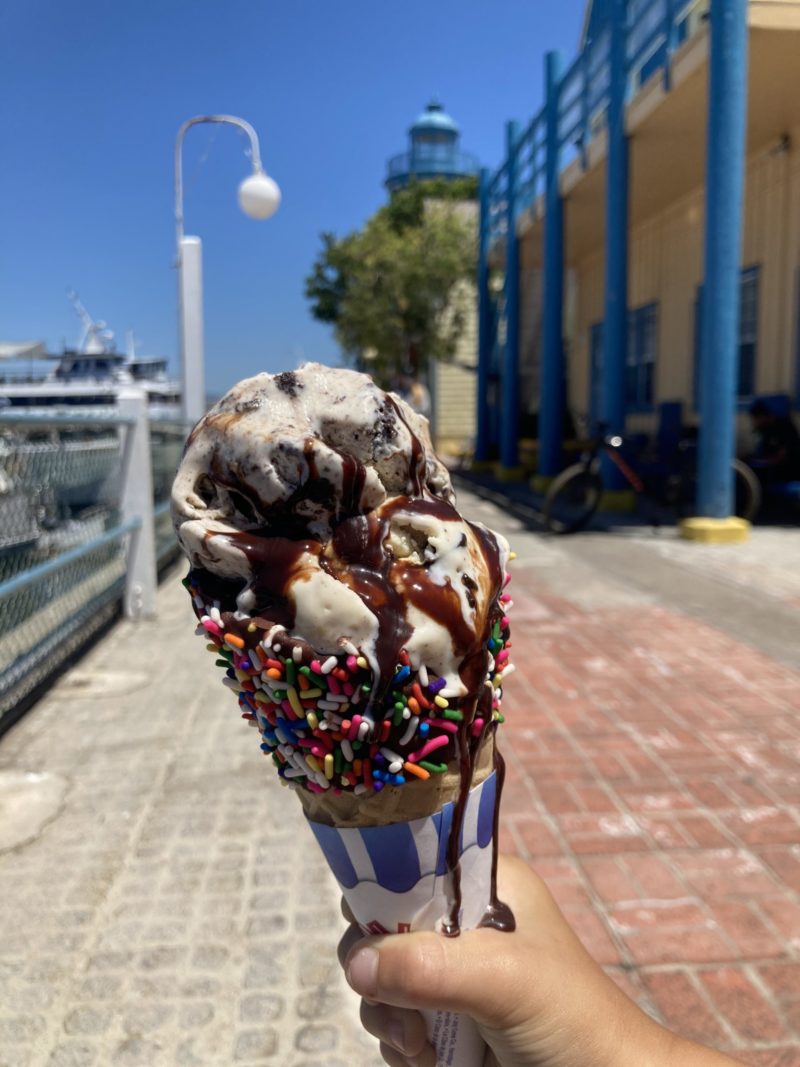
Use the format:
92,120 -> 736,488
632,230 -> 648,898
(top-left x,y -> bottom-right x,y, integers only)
175,114 -> 281,426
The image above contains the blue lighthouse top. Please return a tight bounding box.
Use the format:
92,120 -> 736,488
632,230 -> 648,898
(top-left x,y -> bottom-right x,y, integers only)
386,99 -> 478,193
410,100 -> 459,138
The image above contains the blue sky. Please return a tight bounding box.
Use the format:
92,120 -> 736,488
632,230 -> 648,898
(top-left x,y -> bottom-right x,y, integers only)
0,0 -> 585,396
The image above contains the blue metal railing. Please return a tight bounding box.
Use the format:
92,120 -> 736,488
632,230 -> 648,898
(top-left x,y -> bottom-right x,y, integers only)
0,409 -> 188,723
386,148 -> 481,182
487,0 -> 707,230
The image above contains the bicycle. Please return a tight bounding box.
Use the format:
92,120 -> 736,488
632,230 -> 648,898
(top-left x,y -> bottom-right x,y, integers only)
542,428 -> 761,534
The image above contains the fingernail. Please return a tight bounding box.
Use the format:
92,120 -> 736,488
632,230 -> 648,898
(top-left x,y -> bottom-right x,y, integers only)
346,945 -> 379,996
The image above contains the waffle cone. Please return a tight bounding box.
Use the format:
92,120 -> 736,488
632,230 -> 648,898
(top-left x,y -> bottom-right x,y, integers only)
293,734 -> 496,828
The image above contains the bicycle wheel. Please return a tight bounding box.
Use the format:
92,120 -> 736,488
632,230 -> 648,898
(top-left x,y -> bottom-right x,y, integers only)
543,465 -> 603,534
733,459 -> 761,522
676,459 -> 762,521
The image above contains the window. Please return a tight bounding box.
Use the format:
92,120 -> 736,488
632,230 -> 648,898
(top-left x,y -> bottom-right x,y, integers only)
589,322 -> 603,427
738,267 -> 759,398
693,266 -> 760,407
626,303 -> 657,412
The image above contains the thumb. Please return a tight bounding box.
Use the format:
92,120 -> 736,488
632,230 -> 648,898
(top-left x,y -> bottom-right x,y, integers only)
344,928 -> 522,1028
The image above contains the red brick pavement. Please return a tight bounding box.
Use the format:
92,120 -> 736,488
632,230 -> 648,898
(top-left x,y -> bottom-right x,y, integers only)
498,574 -> 800,1066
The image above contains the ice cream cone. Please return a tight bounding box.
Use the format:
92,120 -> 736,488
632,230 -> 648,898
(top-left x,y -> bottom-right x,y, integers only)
172,364 -> 517,1067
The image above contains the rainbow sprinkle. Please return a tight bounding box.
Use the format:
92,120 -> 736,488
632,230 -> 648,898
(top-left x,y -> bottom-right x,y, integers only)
185,577 -> 513,796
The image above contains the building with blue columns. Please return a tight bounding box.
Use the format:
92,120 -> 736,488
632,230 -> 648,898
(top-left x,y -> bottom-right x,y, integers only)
475,0 -> 800,537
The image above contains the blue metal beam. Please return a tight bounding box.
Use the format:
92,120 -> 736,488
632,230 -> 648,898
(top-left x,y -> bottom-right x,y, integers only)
539,50 -> 566,480
499,120 -> 521,472
697,0 -> 749,518
601,0 -> 630,486
475,167 -> 492,462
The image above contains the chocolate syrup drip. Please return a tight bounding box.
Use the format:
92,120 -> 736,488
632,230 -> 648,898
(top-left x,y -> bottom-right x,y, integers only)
479,745 -> 516,932
331,512 -> 412,703
386,395 -> 425,496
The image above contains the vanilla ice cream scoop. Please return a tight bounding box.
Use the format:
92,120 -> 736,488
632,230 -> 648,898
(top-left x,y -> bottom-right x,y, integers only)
172,363 -> 454,553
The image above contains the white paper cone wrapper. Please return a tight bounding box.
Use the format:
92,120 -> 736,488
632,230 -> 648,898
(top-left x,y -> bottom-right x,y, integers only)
308,772 -> 498,1067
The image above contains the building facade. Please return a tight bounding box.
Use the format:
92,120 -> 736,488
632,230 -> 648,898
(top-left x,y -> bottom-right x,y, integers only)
476,0 -> 800,522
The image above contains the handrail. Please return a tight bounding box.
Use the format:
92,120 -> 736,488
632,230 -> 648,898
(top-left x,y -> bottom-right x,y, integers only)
0,518 -> 140,602
485,0 -> 706,235
0,410 -> 134,428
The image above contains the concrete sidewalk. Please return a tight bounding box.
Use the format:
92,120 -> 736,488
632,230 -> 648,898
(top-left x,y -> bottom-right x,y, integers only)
1,487 -> 799,1065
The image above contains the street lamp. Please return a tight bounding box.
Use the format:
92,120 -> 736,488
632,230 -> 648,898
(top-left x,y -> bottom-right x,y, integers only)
175,114 -> 281,426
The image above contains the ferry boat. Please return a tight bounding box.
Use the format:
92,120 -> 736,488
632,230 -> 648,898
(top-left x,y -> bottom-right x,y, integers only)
0,292 -> 181,419
0,294 -> 182,554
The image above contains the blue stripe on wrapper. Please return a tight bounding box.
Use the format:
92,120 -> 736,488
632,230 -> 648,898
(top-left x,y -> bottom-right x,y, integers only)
476,771 -> 497,849
306,773 -> 497,893
359,822 -> 421,893
308,821 -> 359,889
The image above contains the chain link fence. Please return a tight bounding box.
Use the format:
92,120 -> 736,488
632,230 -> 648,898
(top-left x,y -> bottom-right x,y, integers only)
0,409 -> 188,727
150,421 -> 186,566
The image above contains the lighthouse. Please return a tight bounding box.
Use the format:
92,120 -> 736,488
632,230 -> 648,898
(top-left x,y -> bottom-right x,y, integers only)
385,99 -> 479,193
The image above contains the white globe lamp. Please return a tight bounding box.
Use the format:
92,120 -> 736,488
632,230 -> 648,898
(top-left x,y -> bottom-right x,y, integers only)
238,170 -> 281,220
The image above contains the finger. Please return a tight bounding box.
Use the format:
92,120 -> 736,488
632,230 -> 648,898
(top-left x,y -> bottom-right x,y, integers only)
360,1001 -> 429,1057
340,896 -> 357,925
379,1041 -> 437,1067
337,923 -> 365,971
379,1041 -> 409,1067
345,928 -> 524,1027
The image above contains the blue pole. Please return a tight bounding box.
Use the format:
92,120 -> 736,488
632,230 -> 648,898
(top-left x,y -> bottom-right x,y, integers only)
500,120 -> 521,474
663,0 -> 677,92
475,167 -> 492,462
697,0 -> 749,518
601,0 -> 629,488
539,51 -> 566,481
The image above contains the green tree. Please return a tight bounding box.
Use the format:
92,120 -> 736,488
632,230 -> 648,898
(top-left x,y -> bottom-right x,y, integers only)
305,179 -> 477,387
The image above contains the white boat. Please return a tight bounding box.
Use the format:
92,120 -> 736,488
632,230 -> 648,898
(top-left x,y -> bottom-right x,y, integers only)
0,292 -> 181,419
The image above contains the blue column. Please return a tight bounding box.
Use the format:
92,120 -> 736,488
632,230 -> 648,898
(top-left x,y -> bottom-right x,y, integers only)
475,168 -> 492,463
601,0 -> 629,488
663,0 -> 677,91
538,50 -> 566,481
499,120 -> 521,474
697,0 -> 749,518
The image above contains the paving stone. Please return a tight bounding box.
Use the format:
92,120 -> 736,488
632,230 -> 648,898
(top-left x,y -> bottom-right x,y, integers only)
295,1023 -> 339,1053
78,975 -> 123,1000
239,993 -> 285,1023
121,1001 -> 174,1034
46,1040 -> 100,1066
113,1037 -> 168,1065
178,1001 -> 215,1028
63,1005 -> 112,1036
700,967 -> 790,1042
233,1028 -> 279,1059
295,987 -> 343,1019
190,943 -> 230,969
0,1015 -> 46,1041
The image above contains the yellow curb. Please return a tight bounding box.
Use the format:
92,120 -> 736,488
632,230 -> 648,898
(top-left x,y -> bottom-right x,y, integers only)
469,460 -> 495,473
597,490 -> 637,513
495,464 -> 526,482
531,474 -> 556,493
679,517 -> 751,543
